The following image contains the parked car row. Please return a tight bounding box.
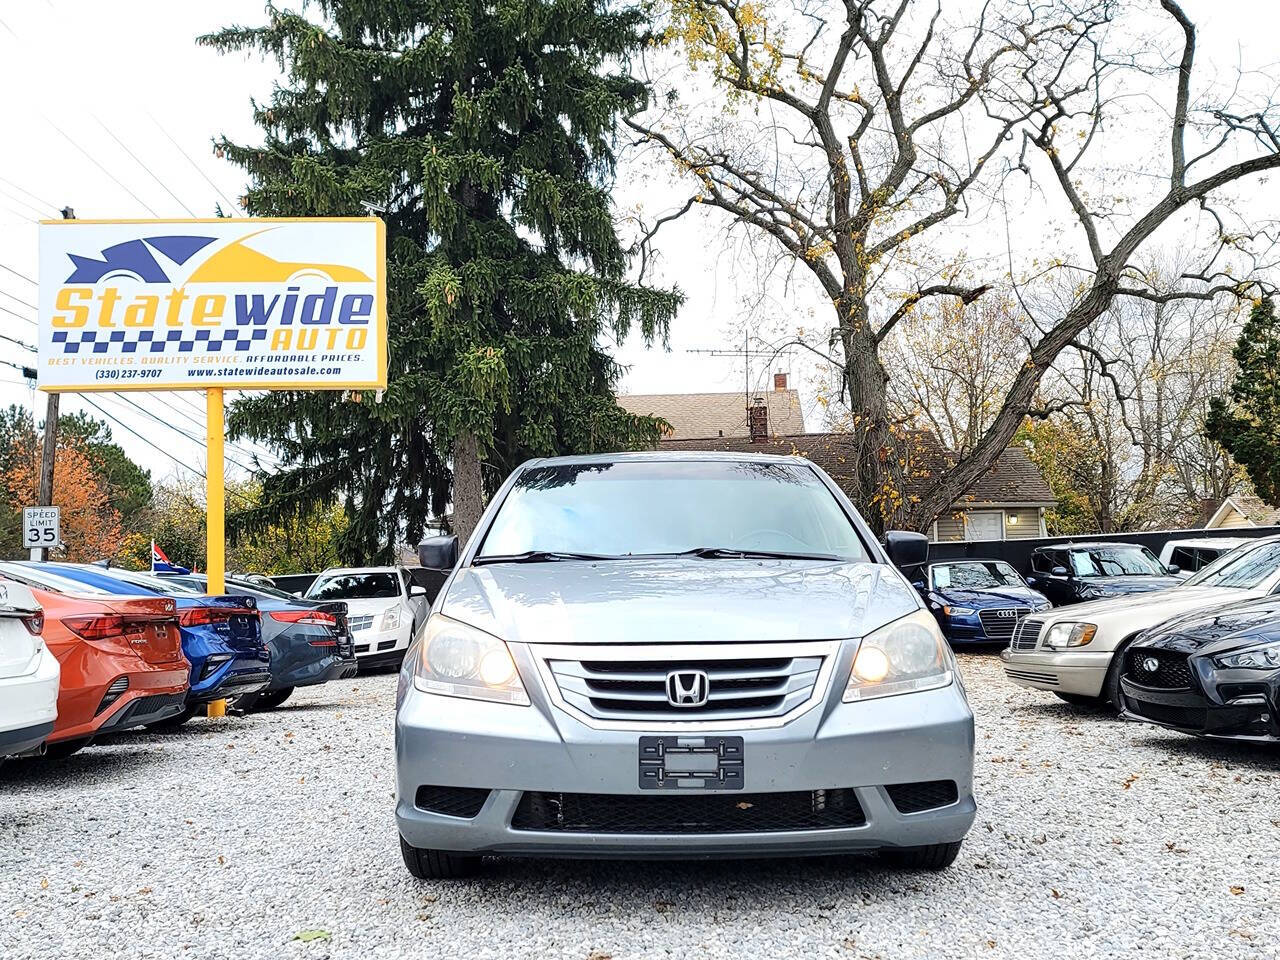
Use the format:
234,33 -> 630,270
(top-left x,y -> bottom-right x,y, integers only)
998,535 -> 1280,744
0,562 -> 358,762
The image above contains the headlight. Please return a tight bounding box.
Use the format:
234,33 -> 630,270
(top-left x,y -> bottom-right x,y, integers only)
1034,602 -> 1052,612
1043,622 -> 1096,649
413,615 -> 529,705
947,607 -> 975,617
1215,644 -> 1280,670
381,606 -> 403,631
844,610 -> 953,702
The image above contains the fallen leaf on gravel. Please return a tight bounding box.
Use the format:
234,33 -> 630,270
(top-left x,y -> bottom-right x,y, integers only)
1230,929 -> 1255,940
1230,886 -> 1245,895
217,856 -> 225,866
1051,889 -> 1062,899
654,900 -> 674,913
39,879 -> 47,890
137,887 -> 152,896
586,951 -> 612,960
293,930 -> 331,943
986,940 -> 997,949
1122,774 -> 1139,789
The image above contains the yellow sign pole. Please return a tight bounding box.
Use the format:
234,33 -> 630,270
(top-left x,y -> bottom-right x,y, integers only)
205,387 -> 227,719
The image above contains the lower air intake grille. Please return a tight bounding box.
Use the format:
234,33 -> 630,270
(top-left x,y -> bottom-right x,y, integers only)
415,785 -> 490,819
95,676 -> 130,716
511,789 -> 866,834
886,780 -> 959,814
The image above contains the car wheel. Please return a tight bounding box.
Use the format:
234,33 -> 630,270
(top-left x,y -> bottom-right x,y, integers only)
42,740 -> 87,760
1054,692 -> 1101,707
1100,642 -> 1137,710
146,704 -> 198,730
880,841 -> 962,871
399,835 -> 482,879
251,687 -> 295,711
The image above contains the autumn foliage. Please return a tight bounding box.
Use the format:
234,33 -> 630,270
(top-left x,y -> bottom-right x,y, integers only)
3,438 -> 124,562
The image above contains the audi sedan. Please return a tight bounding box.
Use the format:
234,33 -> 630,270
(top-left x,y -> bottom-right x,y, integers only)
395,453 -> 976,878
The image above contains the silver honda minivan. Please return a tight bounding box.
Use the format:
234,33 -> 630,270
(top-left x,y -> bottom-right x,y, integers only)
395,452 -> 975,877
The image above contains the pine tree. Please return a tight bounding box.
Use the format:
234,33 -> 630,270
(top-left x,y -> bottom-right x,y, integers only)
1206,298 -> 1280,505
201,0 -> 681,558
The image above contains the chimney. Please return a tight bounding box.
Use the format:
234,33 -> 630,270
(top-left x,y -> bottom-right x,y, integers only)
774,372 -> 788,391
748,397 -> 768,442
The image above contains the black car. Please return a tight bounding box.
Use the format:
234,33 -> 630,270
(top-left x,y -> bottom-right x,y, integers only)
1119,596 -> 1280,743
1027,542 -> 1182,606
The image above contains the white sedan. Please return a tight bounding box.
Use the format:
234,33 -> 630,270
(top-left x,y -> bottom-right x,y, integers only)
0,579 -> 60,758
304,566 -> 429,669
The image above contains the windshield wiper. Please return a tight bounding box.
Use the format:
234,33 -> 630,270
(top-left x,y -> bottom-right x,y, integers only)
664,546 -> 844,562
473,550 -> 622,565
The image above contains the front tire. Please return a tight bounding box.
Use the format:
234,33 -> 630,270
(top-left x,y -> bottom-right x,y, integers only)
399,835 -> 481,879
248,687 -> 294,711
880,841 -> 962,871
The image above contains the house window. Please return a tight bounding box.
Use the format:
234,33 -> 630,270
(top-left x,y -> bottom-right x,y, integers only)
964,511 -> 1005,542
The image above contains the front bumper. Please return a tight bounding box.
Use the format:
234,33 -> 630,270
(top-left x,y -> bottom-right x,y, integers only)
352,625 -> 409,664
395,678 -> 975,858
1120,678 -> 1280,742
1000,647 -> 1113,697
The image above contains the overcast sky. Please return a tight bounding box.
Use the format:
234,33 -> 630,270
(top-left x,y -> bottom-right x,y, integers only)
1,0 -> 1277,486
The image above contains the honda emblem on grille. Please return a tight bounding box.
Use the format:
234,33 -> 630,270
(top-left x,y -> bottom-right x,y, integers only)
1141,656 -> 1160,673
666,670 -> 710,707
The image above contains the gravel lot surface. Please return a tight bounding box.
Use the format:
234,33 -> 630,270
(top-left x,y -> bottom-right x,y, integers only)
2,652 -> 1277,960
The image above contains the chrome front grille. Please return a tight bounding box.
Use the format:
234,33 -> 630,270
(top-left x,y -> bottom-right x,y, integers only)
977,607 -> 1031,640
535,641 -> 840,729
348,615 -> 375,632
1010,617 -> 1045,651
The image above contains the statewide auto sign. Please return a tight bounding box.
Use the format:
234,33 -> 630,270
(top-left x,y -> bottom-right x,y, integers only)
37,218 -> 386,392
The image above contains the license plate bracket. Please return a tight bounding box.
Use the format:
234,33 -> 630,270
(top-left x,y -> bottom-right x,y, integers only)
638,735 -> 744,790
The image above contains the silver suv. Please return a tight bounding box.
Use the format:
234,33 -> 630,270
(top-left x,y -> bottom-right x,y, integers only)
395,452 -> 975,877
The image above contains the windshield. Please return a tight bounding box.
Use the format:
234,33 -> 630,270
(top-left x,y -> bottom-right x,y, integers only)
307,573 -> 400,600
1067,546 -> 1165,577
1183,540 -> 1280,590
477,459 -> 870,561
931,561 -> 1023,590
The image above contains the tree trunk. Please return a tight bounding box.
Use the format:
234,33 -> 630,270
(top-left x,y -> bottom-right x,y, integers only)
451,431 -> 485,547
843,322 -> 909,533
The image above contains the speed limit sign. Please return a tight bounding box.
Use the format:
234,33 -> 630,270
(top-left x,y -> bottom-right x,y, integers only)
22,506 -> 60,550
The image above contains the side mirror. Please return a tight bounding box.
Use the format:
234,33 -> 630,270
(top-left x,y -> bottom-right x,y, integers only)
408,583 -> 429,597
1025,575 -> 1038,586
911,580 -> 926,591
884,530 -> 928,568
1166,564 -> 1180,575
418,535 -> 459,570
1051,565 -> 1069,578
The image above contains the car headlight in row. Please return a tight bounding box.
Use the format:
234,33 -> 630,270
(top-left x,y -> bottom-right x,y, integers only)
1214,644 -> 1280,670
844,610 -> 953,702
381,606 -> 403,631
1043,622 -> 1096,649
944,606 -> 975,617
413,615 -> 529,705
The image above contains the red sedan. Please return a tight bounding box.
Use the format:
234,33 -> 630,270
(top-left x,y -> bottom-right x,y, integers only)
0,568 -> 190,758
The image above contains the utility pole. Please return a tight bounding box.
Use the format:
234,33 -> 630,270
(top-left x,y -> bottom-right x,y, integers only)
32,206 -> 74,561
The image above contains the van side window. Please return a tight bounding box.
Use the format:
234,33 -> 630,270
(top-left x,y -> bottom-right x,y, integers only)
1170,546 -> 1197,571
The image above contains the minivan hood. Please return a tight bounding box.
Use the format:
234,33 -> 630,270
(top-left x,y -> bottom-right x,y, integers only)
440,558 -> 919,644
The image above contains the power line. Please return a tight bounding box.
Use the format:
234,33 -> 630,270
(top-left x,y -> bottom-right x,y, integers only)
0,287 -> 36,311
0,174 -> 58,214
0,185 -> 49,221
104,391 -> 263,474
148,115 -> 243,216
0,263 -> 36,286
0,330 -> 35,351
0,303 -> 37,327
97,120 -> 197,218
46,118 -> 160,216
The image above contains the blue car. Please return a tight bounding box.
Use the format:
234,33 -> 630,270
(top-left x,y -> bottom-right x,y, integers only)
26,563 -> 271,724
905,559 -> 1051,645
160,574 -> 358,710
